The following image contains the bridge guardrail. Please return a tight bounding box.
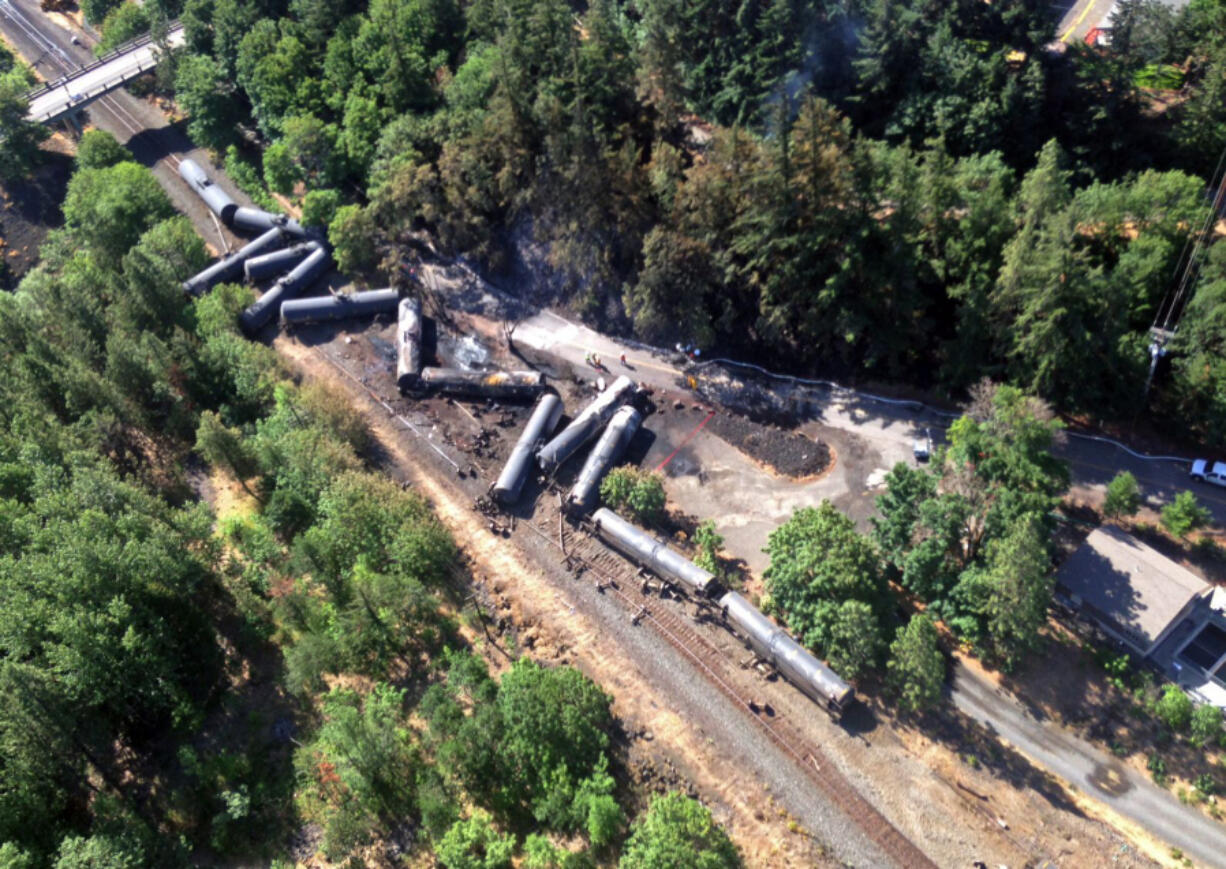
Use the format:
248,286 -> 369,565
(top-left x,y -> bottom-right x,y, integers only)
28,53 -> 161,121
23,21 -> 180,102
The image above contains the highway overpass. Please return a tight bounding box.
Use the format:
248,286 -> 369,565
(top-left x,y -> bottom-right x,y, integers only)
23,23 -> 184,124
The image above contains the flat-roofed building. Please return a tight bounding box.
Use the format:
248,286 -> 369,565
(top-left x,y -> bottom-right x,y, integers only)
1059,526 -> 1210,656
1058,525 -> 1226,707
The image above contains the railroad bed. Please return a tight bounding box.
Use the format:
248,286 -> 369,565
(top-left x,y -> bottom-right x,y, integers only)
317,345 -> 935,869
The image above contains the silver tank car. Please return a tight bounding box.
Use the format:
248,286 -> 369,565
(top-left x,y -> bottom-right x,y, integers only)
181,227 -> 285,296
566,406 -> 641,513
178,159 -> 238,226
244,242 -> 317,282
396,297 -> 423,391
280,289 -> 400,326
239,243 -> 331,335
536,375 -> 635,474
419,367 -> 546,400
178,158 -> 210,189
493,393 -> 564,505
231,206 -> 310,239
718,591 -> 853,716
591,507 -> 714,596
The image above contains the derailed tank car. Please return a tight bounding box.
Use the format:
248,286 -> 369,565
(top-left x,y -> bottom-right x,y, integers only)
396,297 -> 423,391
231,206 -> 311,239
280,289 -> 400,326
181,227 -> 285,296
493,393 -> 564,505
419,367 -> 546,400
239,243 -> 332,335
590,507 -> 714,597
178,159 -> 236,226
536,375 -> 635,474
567,405 -> 641,514
245,242 -> 317,283
719,591 -> 853,717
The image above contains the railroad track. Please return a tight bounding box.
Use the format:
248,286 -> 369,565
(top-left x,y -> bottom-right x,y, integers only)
315,336 -> 939,869
521,495 -> 937,869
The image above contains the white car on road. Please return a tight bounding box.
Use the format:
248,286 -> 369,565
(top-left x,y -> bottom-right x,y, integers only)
1190,459 -> 1226,486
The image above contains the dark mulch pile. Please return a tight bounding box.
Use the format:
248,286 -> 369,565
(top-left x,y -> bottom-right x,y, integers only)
705,411 -> 831,479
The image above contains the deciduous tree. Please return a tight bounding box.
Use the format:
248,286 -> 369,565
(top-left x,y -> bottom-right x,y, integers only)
1162,490 -> 1210,538
619,792 -> 740,869
763,501 -> 889,660
1103,471 -> 1141,519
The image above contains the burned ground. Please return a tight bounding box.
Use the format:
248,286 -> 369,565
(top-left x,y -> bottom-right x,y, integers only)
0,151 -> 71,289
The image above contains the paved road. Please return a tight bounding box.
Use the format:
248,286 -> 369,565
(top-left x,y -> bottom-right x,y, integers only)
953,662 -> 1226,868
1054,0 -> 1116,44
24,23 -> 184,122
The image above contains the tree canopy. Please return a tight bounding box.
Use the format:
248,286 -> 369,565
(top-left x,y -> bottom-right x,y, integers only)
619,792 -> 740,869
764,501 -> 890,675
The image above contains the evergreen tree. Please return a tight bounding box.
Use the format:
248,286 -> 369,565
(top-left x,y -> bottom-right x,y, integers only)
887,613 -> 945,713
1103,471 -> 1141,519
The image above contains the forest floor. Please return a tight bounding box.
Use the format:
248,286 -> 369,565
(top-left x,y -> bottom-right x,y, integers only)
263,300 -> 1157,869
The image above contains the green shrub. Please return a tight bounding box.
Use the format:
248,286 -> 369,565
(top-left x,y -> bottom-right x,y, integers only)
224,145 -> 280,211
75,130 -> 129,169
96,3 -> 149,55
1162,491 -> 1210,538
436,811 -> 514,869
1156,684 -> 1194,732
1103,471 -> 1141,519
600,466 -> 666,523
1148,753 -> 1168,786
693,520 -> 724,575
329,204 -> 378,274
1192,703 -> 1223,747
301,188 -> 341,228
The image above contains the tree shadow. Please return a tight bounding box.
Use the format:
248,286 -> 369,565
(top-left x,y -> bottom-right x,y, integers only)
928,697 -> 1088,817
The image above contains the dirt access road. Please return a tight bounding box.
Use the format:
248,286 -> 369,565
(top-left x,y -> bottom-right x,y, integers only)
510,309 -> 1226,533
510,305 -> 1222,865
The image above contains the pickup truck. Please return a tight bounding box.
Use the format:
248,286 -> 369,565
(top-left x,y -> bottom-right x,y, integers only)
1190,459 -> 1226,487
